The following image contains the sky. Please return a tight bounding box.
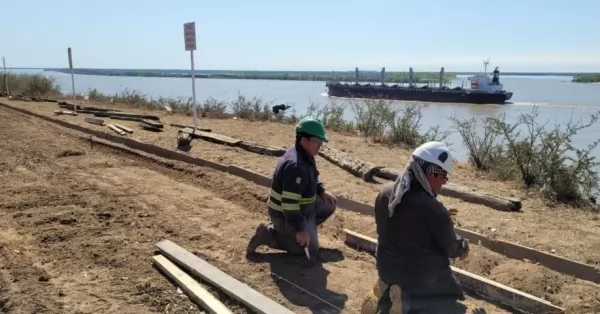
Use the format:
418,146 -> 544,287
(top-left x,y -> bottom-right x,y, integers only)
1,0 -> 599,72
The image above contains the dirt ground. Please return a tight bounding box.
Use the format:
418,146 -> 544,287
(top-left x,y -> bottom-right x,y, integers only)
0,105 -> 513,313
0,100 -> 599,313
6,99 -> 600,267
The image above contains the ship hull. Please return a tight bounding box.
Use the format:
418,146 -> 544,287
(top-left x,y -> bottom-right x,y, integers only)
326,83 -> 512,104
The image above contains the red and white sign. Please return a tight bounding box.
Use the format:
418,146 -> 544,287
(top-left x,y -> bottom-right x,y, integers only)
184,22 -> 197,51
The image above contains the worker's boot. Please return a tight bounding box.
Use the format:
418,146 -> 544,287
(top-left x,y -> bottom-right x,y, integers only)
246,223 -> 269,254
360,278 -> 387,314
388,284 -> 403,314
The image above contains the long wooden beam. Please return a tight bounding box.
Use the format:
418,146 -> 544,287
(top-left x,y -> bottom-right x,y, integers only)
375,168 -> 521,211
343,229 -> 565,314
152,255 -> 233,314
156,240 -> 294,314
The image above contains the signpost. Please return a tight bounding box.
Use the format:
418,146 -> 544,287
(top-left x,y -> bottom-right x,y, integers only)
2,57 -> 9,95
184,22 -> 198,131
67,47 -> 77,112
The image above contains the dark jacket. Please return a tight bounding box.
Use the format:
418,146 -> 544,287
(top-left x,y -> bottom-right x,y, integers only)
267,144 -> 325,232
374,178 -> 468,298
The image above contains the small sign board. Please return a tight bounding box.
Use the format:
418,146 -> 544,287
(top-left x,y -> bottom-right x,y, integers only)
184,22 -> 197,51
68,47 -> 73,69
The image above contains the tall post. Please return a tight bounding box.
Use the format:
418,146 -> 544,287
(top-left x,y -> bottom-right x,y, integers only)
439,67 -> 445,88
380,67 -> 385,85
68,48 -> 76,112
2,57 -> 8,95
184,22 -> 198,131
355,67 -> 359,85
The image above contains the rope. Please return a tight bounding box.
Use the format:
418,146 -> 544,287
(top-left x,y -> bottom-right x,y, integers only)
270,271 -> 359,314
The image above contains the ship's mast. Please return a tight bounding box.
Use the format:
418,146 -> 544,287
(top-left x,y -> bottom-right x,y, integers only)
483,58 -> 490,73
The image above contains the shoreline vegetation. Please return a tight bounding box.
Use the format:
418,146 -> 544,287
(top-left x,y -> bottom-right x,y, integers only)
572,73 -> 600,83
4,72 -> 600,208
39,68 -> 600,84
44,68 -> 456,83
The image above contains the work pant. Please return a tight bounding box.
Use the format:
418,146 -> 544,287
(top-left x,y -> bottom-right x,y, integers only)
265,195 -> 336,254
361,275 -> 466,314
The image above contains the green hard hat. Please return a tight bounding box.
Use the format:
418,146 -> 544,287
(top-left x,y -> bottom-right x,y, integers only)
295,116 -> 328,142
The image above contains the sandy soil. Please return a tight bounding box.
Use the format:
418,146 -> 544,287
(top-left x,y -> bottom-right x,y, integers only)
1,100 -> 600,313
6,99 -> 600,267
0,105 -> 514,313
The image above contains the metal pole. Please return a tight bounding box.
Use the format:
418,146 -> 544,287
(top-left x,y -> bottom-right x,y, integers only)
70,69 -> 76,101
190,50 -> 198,131
68,48 -> 77,113
2,57 -> 8,95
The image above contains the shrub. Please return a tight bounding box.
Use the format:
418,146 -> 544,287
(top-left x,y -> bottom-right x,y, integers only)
230,94 -> 271,121
452,106 -> 600,206
351,99 -> 391,139
385,103 -> 450,147
3,73 -> 61,96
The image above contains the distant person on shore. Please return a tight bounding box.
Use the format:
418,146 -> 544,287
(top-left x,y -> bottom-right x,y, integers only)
272,104 -> 291,119
246,116 -> 337,261
361,141 -> 470,314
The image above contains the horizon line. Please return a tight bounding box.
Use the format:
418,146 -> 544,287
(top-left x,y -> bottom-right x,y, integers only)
5,67 -> 598,74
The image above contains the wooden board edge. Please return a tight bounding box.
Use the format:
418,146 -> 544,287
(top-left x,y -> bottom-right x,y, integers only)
152,255 -> 233,314
342,229 -> 565,314
155,240 -> 295,314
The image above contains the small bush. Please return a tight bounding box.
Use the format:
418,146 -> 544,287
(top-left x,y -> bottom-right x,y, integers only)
302,102 -> 355,133
385,103 -> 450,147
230,94 -> 271,121
199,97 -> 229,118
452,106 -> 600,206
351,99 -> 391,139
3,73 -> 61,96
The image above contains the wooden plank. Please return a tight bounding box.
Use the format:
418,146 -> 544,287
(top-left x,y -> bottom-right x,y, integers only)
57,101 -> 119,112
84,117 -> 105,126
108,124 -> 126,136
170,123 -> 212,132
109,116 -> 144,122
180,128 -> 241,146
238,141 -> 286,157
54,109 -> 78,116
318,145 -> 383,182
375,168 -> 522,212
156,240 -> 294,314
330,195 -> 600,285
343,229 -> 565,314
93,111 -> 160,121
152,255 -> 233,314
114,123 -> 133,134
139,121 -> 164,132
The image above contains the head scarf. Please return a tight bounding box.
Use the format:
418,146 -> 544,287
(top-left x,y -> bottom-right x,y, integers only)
387,156 -> 444,217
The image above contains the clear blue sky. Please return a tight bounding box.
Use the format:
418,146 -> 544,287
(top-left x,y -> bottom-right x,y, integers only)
2,0 -> 599,72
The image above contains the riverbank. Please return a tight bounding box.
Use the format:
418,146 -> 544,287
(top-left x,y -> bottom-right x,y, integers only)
572,73 -> 600,83
3,96 -> 600,265
5,73 -> 600,208
45,68 -> 456,83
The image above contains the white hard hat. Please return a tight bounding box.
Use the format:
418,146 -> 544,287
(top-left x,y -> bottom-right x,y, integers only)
412,141 -> 453,175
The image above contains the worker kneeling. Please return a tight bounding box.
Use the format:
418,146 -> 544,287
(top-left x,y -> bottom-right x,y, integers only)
362,141 -> 469,314
246,116 -> 337,259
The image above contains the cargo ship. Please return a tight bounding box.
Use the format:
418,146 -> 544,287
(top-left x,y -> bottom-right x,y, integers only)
325,61 -> 513,104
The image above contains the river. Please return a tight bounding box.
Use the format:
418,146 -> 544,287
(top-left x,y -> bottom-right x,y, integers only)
9,69 -> 600,161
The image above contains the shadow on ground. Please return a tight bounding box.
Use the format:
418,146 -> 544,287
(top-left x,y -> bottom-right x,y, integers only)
248,248 -> 348,314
